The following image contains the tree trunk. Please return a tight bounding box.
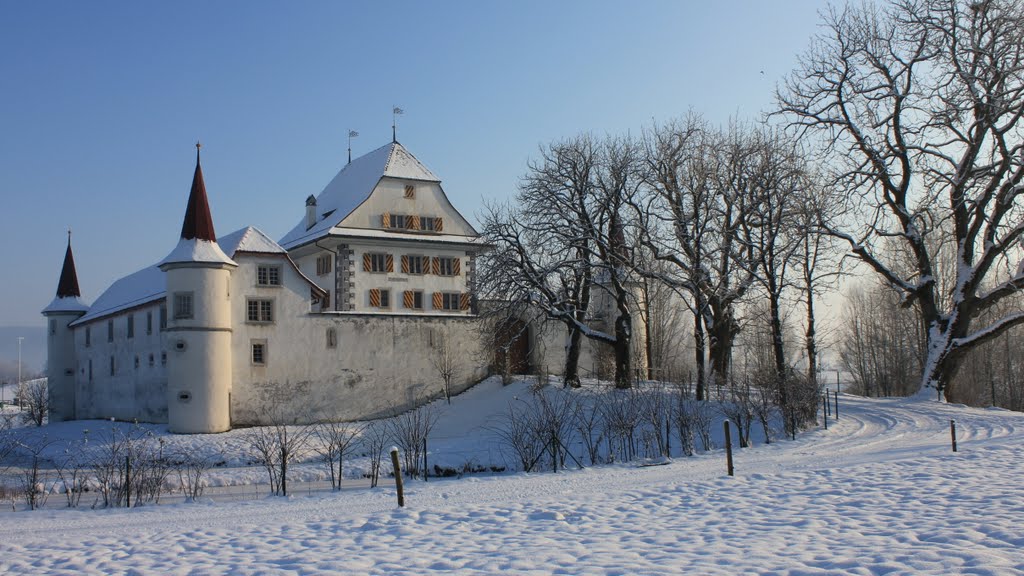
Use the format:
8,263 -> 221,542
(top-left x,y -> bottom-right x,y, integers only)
693,309 -> 706,401
804,284 -> 817,386
564,325 -> 583,388
707,306 -> 737,396
767,280 -> 787,406
613,312 -> 632,389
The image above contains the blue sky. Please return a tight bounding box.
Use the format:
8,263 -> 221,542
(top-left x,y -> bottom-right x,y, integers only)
0,1 -> 827,329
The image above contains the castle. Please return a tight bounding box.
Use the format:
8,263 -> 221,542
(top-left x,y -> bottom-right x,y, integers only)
43,141 -> 496,433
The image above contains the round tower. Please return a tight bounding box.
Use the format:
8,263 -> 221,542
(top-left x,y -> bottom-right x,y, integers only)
41,231 -> 89,422
159,144 -> 237,433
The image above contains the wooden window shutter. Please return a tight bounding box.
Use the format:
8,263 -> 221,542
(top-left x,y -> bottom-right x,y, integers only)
452,258 -> 461,275
369,289 -> 381,307
432,292 -> 443,310
382,212 -> 391,228
435,217 -> 444,232
409,215 -> 420,230
403,290 -> 414,308
431,256 -> 440,275
460,293 -> 471,310
363,253 -> 372,272
401,255 -> 409,273
386,254 -> 394,272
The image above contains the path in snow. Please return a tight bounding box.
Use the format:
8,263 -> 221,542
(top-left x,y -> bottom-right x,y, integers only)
0,394 -> 1021,575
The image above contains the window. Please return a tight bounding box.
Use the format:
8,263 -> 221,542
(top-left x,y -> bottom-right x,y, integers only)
369,288 -> 390,308
316,254 -> 332,276
366,252 -> 391,273
389,214 -> 407,229
85,327 -> 91,347
174,292 -> 194,320
247,298 -> 274,323
404,184 -> 415,198
109,356 -> 115,376
160,305 -> 167,331
436,257 -> 459,276
134,356 -> 140,369
146,311 -> 153,335
251,341 -> 267,365
421,216 -> 443,232
107,320 -> 114,342
127,314 -> 134,339
49,319 -> 56,335
326,327 -> 337,349
161,352 -> 167,366
403,255 -> 426,275
442,292 -> 461,310
257,265 -> 281,286
404,290 -> 424,310
148,353 -> 154,367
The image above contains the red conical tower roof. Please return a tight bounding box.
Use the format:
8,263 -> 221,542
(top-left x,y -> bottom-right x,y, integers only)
180,143 -> 217,241
56,231 -> 81,298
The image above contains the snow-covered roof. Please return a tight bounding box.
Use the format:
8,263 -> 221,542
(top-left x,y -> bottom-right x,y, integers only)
158,238 -> 237,268
279,142 -> 441,250
42,296 -> 90,315
72,226 -> 291,326
327,227 -> 491,247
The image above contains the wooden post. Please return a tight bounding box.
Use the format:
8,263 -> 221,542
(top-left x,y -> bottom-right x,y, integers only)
826,391 -> 831,416
950,420 -> 957,453
390,447 -> 404,507
125,454 -> 131,508
423,437 -> 428,482
822,395 -> 828,430
723,420 -> 734,476
551,431 -> 558,473
834,390 -> 839,420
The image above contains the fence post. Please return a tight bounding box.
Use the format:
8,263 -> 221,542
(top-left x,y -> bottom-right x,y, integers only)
826,391 -> 832,416
390,447 -> 405,507
834,390 -> 839,420
552,431 -> 558,473
423,437 -> 428,482
950,419 -> 957,453
125,454 -> 131,508
723,420 -> 734,477
822,395 -> 828,430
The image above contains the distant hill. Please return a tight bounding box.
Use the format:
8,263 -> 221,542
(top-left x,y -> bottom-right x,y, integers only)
0,326 -> 46,380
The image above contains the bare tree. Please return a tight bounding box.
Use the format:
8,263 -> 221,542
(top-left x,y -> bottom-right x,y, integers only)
778,0 -> 1024,400
242,392 -> 316,497
388,405 -> 439,479
314,421 -> 364,490
431,328 -> 460,404
20,379 -> 47,427
363,421 -> 390,488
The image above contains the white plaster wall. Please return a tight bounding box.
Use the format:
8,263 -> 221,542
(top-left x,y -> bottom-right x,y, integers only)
72,302 -> 168,422
343,178 -> 477,236
165,265 -> 233,433
349,241 -> 471,314
45,310 -> 84,422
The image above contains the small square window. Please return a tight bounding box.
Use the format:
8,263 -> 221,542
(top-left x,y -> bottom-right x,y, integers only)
161,352 -> 167,366
404,290 -> 424,310
369,288 -> 390,308
368,253 -> 391,273
247,298 -> 274,323
148,353 -> 155,367
146,311 -> 153,335
251,341 -> 267,365
442,292 -> 461,311
174,293 -> 194,320
258,265 -> 282,286
160,305 -> 167,331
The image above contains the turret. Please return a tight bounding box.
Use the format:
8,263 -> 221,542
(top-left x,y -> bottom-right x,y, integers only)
41,231 -> 89,422
159,143 -> 237,433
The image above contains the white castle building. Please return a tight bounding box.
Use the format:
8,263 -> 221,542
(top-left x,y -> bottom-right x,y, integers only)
43,141 -> 496,433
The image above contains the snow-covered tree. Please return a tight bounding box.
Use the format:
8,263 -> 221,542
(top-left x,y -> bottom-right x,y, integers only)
778,0 -> 1024,400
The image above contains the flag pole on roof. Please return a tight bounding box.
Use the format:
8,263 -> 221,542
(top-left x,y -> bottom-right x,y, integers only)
392,106 -> 404,143
348,130 -> 359,164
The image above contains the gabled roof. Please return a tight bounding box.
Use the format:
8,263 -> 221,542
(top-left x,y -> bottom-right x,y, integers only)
279,141 -> 441,249
71,226 -> 299,327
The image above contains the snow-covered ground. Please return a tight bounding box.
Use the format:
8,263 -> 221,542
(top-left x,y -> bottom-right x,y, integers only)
0,381 -> 1022,574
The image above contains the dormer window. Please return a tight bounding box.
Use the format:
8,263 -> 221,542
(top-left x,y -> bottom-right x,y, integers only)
421,217 -> 443,232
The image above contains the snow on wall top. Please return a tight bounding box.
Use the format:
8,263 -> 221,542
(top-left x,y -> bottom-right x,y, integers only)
71,226 -> 284,327
279,142 -> 441,250
42,296 -> 90,315
158,238 -> 237,268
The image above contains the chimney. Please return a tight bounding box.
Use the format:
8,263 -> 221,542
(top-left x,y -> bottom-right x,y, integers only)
305,195 -> 318,230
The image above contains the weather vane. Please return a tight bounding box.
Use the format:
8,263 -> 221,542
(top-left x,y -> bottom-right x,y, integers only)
348,130 -> 359,164
392,106 -> 404,143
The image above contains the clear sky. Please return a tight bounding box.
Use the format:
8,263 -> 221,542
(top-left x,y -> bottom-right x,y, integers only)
0,0 -> 828,329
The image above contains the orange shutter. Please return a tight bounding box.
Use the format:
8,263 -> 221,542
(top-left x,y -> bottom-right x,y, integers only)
452,258 -> 461,275
460,293 -> 471,310
403,290 -> 414,308
386,254 -> 394,272
432,292 -> 443,309
369,289 -> 381,307
363,253 -> 371,272
435,217 -> 443,232
432,256 -> 440,275
382,213 -> 391,228
409,215 -> 420,230
401,255 -> 409,273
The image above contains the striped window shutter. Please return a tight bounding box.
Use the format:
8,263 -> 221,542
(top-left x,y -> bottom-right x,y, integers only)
363,253 -> 371,272
435,217 -> 444,232
382,213 -> 391,228
401,255 -> 409,273
386,254 -> 394,272
403,290 -> 414,308
431,256 -> 440,275
432,292 -> 443,310
452,258 -> 461,275
460,293 -> 471,310
369,289 -> 381,307
408,215 -> 419,230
